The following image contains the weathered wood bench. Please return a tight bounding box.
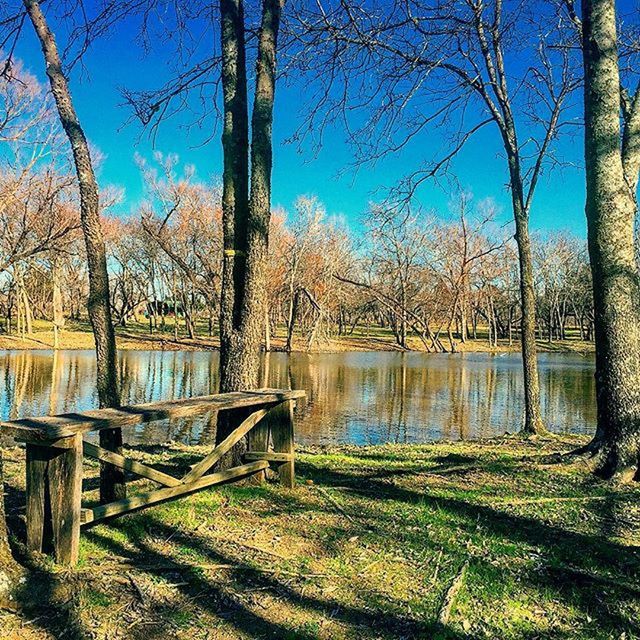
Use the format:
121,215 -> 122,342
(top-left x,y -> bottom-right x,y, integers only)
0,388 -> 305,566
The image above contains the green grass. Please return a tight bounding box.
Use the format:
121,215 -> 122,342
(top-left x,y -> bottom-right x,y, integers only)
1,437 -> 638,639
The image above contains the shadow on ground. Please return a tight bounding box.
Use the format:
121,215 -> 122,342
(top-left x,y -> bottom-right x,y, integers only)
2,441 -> 639,639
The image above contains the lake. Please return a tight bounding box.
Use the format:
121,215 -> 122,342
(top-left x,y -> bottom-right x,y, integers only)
0,349 -> 596,446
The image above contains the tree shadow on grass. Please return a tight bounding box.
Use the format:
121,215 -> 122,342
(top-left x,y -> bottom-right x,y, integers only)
296,460 -> 640,637
8,551 -> 88,640
4,450 -> 639,639
81,513 -> 457,640
429,453 -> 478,466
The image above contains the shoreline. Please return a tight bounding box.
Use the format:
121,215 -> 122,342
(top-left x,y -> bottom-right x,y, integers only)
0,324 -> 596,355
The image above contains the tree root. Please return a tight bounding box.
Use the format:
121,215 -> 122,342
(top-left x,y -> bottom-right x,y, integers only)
541,436 -> 640,484
536,436 -> 603,466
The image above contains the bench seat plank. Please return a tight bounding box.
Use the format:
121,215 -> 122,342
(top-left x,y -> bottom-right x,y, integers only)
1,389 -> 305,441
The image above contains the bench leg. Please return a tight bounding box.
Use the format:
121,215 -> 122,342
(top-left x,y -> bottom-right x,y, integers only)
99,427 -> 126,502
26,435 -> 83,566
26,444 -> 52,554
248,413 -> 270,485
271,400 -> 295,488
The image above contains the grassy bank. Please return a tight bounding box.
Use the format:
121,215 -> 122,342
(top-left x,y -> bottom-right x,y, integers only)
0,319 -> 595,354
1,436 -> 638,639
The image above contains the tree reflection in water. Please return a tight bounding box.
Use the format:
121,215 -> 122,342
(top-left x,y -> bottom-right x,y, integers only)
0,350 -> 596,446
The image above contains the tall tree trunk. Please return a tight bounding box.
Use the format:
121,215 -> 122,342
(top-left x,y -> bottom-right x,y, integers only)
24,0 -> 124,500
513,198 -> 546,435
581,0 -> 640,481
219,0 -> 251,397
245,0 -> 281,349
217,0 -> 282,465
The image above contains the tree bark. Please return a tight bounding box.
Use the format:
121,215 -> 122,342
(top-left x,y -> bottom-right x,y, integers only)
217,0 -> 283,465
512,182 -> 546,435
474,1 -> 547,435
285,287 -> 299,352
581,0 -> 640,481
219,0 -> 251,396
51,253 -> 64,350
24,0 -> 124,500
0,453 -> 24,608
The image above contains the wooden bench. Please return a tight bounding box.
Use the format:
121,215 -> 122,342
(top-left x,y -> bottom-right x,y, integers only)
0,388 -> 305,566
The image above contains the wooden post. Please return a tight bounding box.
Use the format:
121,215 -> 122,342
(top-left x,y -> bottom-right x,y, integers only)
270,400 -> 295,488
247,409 -> 270,484
26,435 -> 83,566
26,444 -> 52,554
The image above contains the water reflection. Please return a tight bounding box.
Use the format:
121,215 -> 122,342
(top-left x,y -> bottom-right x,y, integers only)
0,349 -> 596,446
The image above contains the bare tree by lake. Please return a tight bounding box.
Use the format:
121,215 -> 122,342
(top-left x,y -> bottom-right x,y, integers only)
19,0 -> 124,500
288,0 -> 581,434
579,0 -> 640,481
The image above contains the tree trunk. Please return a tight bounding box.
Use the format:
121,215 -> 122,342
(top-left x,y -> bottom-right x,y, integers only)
513,201 -> 546,435
581,0 -> 640,481
218,0 -> 251,398
285,286 -> 298,353
21,287 -> 33,335
399,284 -> 407,348
217,0 -> 282,466
24,0 -> 124,501
51,255 -> 65,350
0,453 -> 24,608
242,0 -> 281,368
264,305 -> 271,352
460,283 -> 468,343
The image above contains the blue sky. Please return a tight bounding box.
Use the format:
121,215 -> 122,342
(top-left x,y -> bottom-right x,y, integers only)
13,1 -> 588,237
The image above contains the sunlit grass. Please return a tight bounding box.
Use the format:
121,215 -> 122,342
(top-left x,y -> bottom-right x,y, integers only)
0,317 -> 595,354
2,437 -> 638,639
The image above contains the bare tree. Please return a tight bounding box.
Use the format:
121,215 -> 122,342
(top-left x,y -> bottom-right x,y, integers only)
137,153 -> 223,332
21,0 -> 124,500
578,0 -> 640,481
431,195 -> 503,351
279,196 -> 330,351
534,233 -> 588,343
288,0 -> 581,434
0,167 -> 78,277
364,205 -> 431,349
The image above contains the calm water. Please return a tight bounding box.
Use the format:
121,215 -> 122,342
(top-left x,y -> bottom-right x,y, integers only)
0,350 -> 596,446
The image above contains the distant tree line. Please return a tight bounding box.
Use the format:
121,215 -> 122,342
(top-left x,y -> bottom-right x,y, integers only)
0,105 -> 595,355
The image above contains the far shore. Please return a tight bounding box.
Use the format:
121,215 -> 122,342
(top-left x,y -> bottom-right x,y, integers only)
0,319 -> 596,355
